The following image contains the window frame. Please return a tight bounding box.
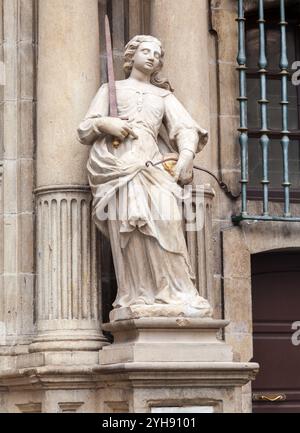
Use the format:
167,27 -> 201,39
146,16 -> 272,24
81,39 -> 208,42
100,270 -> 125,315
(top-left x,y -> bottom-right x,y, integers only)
245,8 -> 300,202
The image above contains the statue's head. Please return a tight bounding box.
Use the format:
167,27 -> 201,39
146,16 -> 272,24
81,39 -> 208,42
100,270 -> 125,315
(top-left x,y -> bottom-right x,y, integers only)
123,35 -> 173,92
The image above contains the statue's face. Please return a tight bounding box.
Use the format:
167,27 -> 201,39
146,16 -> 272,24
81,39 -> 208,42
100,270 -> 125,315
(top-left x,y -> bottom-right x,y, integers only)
132,41 -> 161,75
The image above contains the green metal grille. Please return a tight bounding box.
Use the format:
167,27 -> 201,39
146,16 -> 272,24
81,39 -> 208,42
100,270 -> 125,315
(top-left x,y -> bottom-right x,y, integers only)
233,0 -> 300,223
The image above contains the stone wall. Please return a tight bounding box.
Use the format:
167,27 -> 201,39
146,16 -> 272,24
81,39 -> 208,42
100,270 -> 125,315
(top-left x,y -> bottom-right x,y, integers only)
0,0 -> 36,355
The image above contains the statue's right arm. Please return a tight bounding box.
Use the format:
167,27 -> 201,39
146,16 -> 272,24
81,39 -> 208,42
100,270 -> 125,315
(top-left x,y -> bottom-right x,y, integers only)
77,84 -> 109,145
77,84 -> 137,144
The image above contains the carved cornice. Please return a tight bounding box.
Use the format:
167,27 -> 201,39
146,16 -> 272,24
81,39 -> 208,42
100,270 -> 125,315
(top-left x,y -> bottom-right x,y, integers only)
0,361 -> 259,390
15,403 -> 42,413
58,402 -> 84,413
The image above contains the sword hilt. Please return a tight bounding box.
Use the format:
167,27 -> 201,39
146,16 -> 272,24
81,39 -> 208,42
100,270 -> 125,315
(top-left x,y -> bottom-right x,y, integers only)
112,138 -> 121,148
111,116 -> 129,148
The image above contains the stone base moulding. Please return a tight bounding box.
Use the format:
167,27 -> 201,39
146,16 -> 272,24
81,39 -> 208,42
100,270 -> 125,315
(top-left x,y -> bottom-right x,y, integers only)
109,304 -> 213,322
0,361 -> 258,413
0,317 -> 258,412
29,320 -> 108,353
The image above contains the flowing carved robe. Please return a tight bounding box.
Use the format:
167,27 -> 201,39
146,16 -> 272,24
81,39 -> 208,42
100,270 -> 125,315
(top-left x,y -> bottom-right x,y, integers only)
78,80 -> 210,312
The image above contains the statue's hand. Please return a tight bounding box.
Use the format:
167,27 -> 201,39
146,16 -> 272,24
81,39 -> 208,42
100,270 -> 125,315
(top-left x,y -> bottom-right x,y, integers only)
94,117 -> 138,141
173,150 -> 194,185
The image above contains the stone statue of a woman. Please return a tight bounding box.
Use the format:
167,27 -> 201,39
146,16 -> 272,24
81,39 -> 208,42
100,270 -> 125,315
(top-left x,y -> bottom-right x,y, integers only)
78,35 -> 212,321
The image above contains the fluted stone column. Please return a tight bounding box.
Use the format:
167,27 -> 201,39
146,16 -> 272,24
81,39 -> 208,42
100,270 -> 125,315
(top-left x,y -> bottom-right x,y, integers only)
30,0 -> 107,352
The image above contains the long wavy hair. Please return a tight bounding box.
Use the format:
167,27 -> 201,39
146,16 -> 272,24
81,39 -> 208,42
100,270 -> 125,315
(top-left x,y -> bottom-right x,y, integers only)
123,35 -> 174,92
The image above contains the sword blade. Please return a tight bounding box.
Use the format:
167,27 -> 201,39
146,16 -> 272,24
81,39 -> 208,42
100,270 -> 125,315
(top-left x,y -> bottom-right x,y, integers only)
104,14 -> 118,118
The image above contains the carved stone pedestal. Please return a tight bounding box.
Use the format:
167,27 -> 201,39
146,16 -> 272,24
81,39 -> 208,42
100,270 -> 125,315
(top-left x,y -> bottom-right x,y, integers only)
0,318 -> 258,412
97,317 -> 259,413
100,318 -> 231,364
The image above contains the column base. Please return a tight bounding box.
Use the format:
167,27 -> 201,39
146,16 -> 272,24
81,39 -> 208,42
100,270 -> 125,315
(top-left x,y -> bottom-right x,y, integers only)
29,319 -> 109,352
16,350 -> 100,369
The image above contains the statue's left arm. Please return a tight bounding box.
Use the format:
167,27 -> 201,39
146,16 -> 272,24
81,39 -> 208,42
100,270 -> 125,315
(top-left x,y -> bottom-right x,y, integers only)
163,93 -> 208,154
163,93 -> 208,183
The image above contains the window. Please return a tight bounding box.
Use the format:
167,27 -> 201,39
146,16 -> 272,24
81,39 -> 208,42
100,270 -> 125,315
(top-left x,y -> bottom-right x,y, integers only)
245,4 -> 300,201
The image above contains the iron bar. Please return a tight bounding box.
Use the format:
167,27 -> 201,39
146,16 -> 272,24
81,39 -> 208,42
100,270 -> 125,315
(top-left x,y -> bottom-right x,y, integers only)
258,0 -> 270,216
279,0 -> 291,216
236,0 -> 248,216
232,214 -> 300,223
